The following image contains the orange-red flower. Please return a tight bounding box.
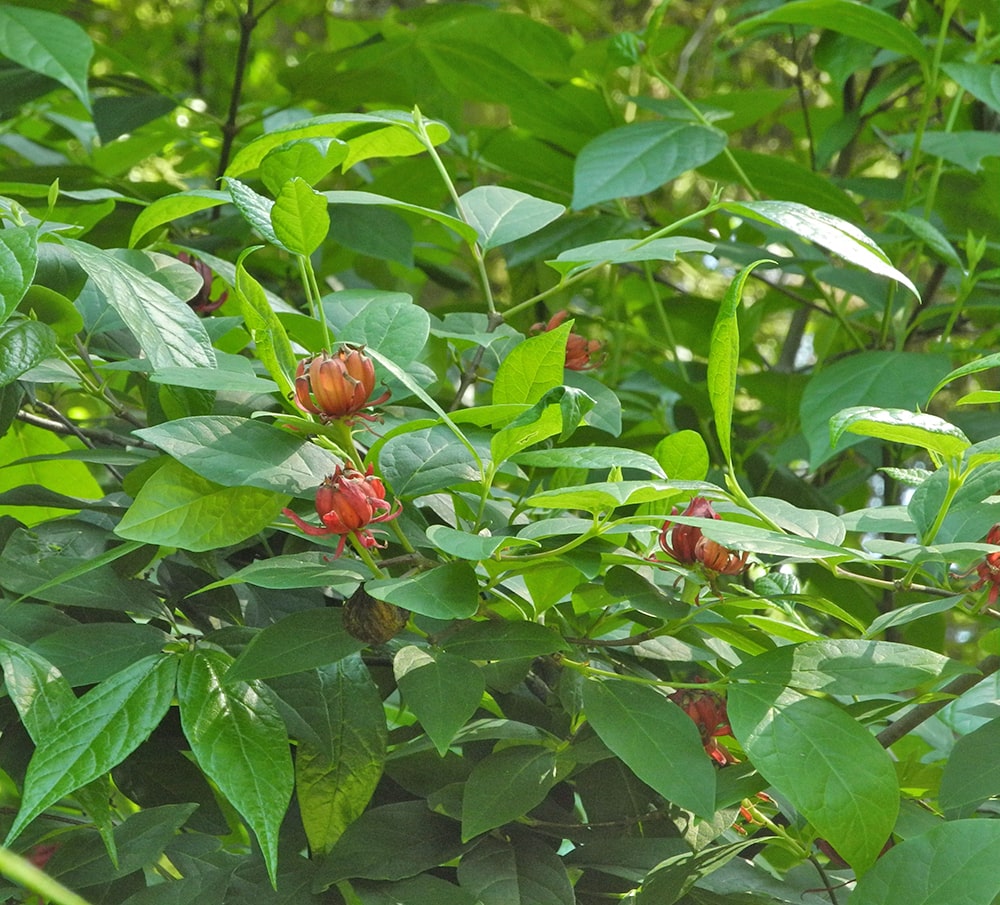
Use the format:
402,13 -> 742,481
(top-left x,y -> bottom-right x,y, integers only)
658,497 -> 749,576
293,346 -> 390,422
177,252 -> 227,314
959,524 -> 1000,608
282,464 -> 401,557
669,687 -> 737,765
530,310 -> 604,370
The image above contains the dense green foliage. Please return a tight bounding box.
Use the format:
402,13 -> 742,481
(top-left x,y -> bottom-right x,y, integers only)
2,0 -> 1000,902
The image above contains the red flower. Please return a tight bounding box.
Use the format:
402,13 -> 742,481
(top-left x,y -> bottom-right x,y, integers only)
282,465 -> 401,557
958,524 -> 1000,609
658,497 -> 749,576
293,346 -> 391,423
669,687 -> 737,765
530,310 -> 604,371
177,252 -> 227,314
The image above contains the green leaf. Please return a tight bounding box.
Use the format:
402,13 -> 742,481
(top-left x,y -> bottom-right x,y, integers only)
128,190 -> 229,247
378,424 -> 486,497
722,200 -> 919,298
338,298 -> 430,366
314,800 -> 466,888
324,190 -> 478,244
491,387 -> 594,464
887,211 -> 962,268
134,416 -> 340,496
494,324 -> 570,406
0,226 -> 38,325
441,621 -> 569,662
0,640 -> 76,742
285,656 -> 386,854
800,351 -> 951,469
938,717 -> 1000,815
830,406 -> 969,459
394,645 -> 485,755
513,445 -> 666,476
424,525 -> 540,560
271,177 -> 330,256
177,648 -> 294,889
727,683 -> 898,874
461,745 -> 557,840
863,596 -> 964,639
637,838 -> 770,904
572,121 -> 727,209
735,0 -> 928,67
148,360 -> 279,395
892,132 -> 1000,174
582,678 -> 716,817
353,875 -> 477,905
708,261 -> 770,465
194,553 -> 364,594
0,319 -> 57,387
928,352 -> 1000,403
366,562 -> 480,620
851,820 -> 1000,905
5,653 -> 178,844
943,62 -> 1000,115
63,239 -> 216,369
114,458 -> 288,552
460,186 -> 564,250
730,639 -> 971,694
260,137 -> 348,196
0,5 -> 94,109
548,236 -> 715,278
224,608 -> 365,682
226,178 -> 281,248
233,248 -> 298,401
654,431 -> 710,481
32,622 -> 172,687
457,835 -> 574,905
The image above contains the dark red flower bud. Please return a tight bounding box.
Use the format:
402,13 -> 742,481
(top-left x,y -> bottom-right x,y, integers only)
658,497 -> 748,577
530,310 -> 604,371
177,252 -> 227,314
669,687 -> 737,765
282,464 -> 401,557
293,346 -> 390,422
957,524 -> 1000,609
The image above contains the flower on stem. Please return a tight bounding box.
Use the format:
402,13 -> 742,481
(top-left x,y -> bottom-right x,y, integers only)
282,464 -> 401,557
530,310 -> 604,371
177,251 -> 227,314
669,687 -> 738,765
293,345 -> 391,423
657,497 -> 749,577
956,524 -> 1000,610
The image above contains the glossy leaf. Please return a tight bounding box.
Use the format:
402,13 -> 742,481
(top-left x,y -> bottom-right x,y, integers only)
260,137 -> 348,196
513,445 -> 665,476
425,525 -> 540,559
5,653 -> 178,844
493,321 -> 569,406
572,121 -> 727,209
851,820 -> 1000,905
0,639 -> 76,741
135,416 -> 340,496
728,683 -> 898,874
441,620 -> 569,661
730,639 -> 971,693
456,832 -> 574,905
287,656 -> 386,854
128,190 -> 229,247
0,226 -> 37,325
194,553 -> 364,594
0,5 -> 94,109
460,186 -> 564,250
830,406 -> 970,459
225,608 -> 365,682
366,562 -> 480,620
0,319 -> 57,387
582,678 -> 716,817
271,177 -> 330,256
177,648 -> 294,888
114,459 -> 288,552
64,239 -> 216,369
548,236 -> 715,277
637,838 -> 770,904
394,646 -> 485,755
227,177 -> 281,248
461,745 -> 557,840
722,200 -> 919,298
653,430 -> 710,481
938,717 -> 1000,815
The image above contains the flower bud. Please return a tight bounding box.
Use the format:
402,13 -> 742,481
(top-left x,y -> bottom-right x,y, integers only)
658,497 -> 748,576
178,252 -> 227,314
343,586 -> 408,644
293,345 -> 390,422
530,310 -> 604,371
669,687 -> 737,765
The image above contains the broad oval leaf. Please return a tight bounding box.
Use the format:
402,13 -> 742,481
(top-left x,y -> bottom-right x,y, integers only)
493,322 -> 570,406
461,745 -> 557,840
177,648 -> 294,888
572,121 -> 727,209
128,189 -> 229,247
5,653 -> 178,845
460,186 -> 564,250
548,236 -> 715,278
0,319 -> 57,387
441,620 -> 569,662
271,177 -> 330,256
582,678 -> 716,817
830,406 -> 970,459
851,820 -> 1000,905
938,717 -> 1000,815
728,683 -> 898,874
0,226 -> 38,324
366,562 -> 480,620
394,645 -> 485,755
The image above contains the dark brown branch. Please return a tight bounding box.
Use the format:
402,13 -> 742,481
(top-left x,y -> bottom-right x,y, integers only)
876,654 -> 1000,749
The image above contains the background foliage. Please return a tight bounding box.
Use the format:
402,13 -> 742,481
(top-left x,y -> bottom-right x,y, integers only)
2,0 -> 1000,903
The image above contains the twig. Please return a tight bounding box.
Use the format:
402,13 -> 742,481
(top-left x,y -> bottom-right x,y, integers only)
875,654 -> 1000,749
16,410 -> 150,451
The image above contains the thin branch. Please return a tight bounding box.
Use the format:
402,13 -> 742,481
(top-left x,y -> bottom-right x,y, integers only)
16,410 -> 151,451
214,0 -> 259,189
876,654 -> 1000,749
